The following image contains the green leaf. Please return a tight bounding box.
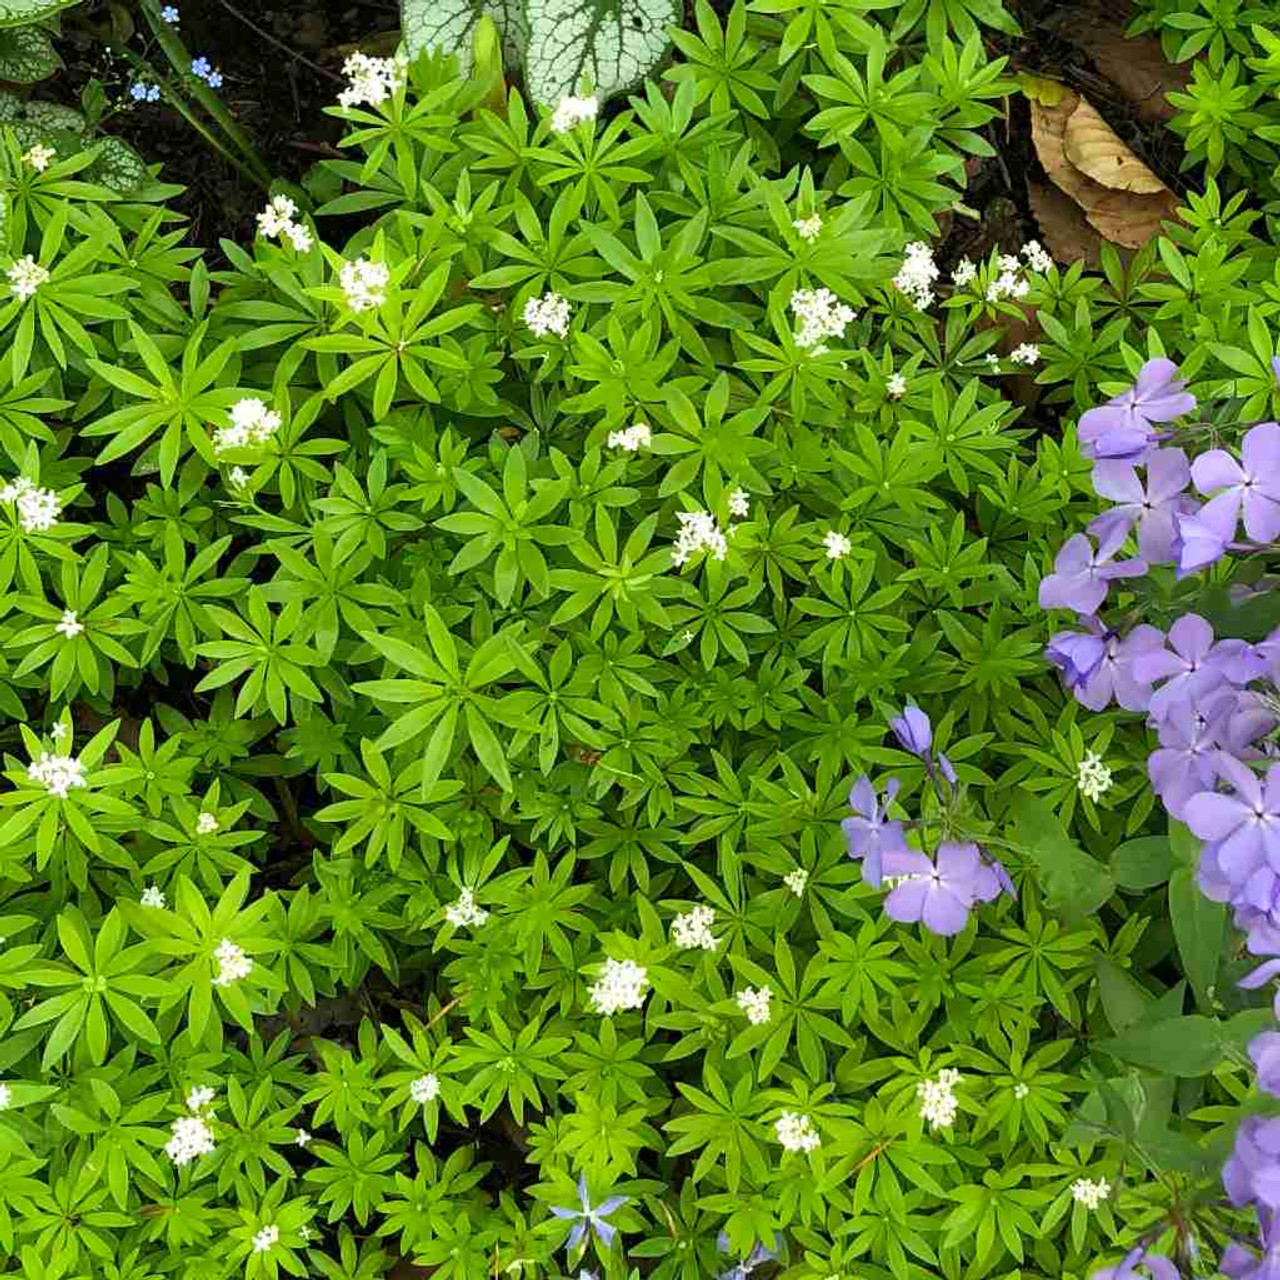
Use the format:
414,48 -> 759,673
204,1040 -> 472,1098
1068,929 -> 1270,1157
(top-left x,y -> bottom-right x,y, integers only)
1098,1011 -> 1270,1077
0,0 -> 79,28
1169,865 -> 1225,1010
0,25 -> 59,82
1111,837 -> 1172,890
1008,793 -> 1114,922
401,0 -> 527,74
524,0 -> 680,103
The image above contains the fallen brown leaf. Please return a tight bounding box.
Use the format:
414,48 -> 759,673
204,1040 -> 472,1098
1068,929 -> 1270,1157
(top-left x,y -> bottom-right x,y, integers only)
1063,97 -> 1167,193
1064,20 -> 1189,123
1027,180 -> 1106,268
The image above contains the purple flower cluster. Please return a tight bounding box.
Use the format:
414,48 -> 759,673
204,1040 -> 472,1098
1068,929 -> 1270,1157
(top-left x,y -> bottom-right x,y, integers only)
842,704 -> 1013,936
1048,356 -> 1280,1280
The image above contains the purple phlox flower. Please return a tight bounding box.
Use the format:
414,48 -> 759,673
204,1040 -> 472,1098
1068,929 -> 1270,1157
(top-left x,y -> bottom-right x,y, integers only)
1148,698 -> 1227,819
982,853 -> 1017,900
716,1231 -> 779,1280
888,704 -> 956,785
1221,1215 -> 1280,1280
1273,355 -> 1280,386
1132,614 -> 1228,723
1225,1116 -> 1280,1212
550,1176 -> 627,1252
1184,757 -> 1280,884
1090,1245 -> 1179,1280
1241,956 -> 1280,1021
1191,422 -> 1280,544
1049,622 -> 1162,712
1046,627 -> 1107,690
1038,528 -> 1147,618
842,776 -> 908,888
1088,448 -> 1193,563
1219,690 -> 1278,759
1077,357 -> 1195,462
883,842 -> 996,936
1251,1032 -> 1280,1098
1172,503 -> 1235,576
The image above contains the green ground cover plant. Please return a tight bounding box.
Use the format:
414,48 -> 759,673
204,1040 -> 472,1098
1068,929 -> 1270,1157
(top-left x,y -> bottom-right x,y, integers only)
0,0 -> 1279,1278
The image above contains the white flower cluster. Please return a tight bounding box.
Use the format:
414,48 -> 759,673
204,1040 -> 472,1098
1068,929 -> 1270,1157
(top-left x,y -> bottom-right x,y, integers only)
23,143 -> 55,172
1009,343 -> 1040,366
589,958 -> 649,1015
214,397 -> 282,453
28,751 -> 86,798
340,258 -> 390,312
917,1067 -> 962,1130
790,287 -> 855,351
444,887 -> 489,929
165,1087 -> 217,1166
296,1128 -> 311,1146
0,1082 -> 10,1110
196,811 -> 219,835
1071,1177 -> 1111,1209
607,422 -> 651,452
410,1073 -> 440,1104
55,610 -> 83,640
737,986 -> 773,1025
775,1111 -> 820,1153
894,242 -> 939,310
212,939 -> 252,987
887,373 -> 907,399
6,255 -> 49,301
823,530 -> 852,560
784,868 -> 808,896
338,51 -> 407,109
141,885 -> 166,908
672,904 -> 717,951
792,214 -> 822,242
1013,1082 -> 1029,1100
0,476 -> 62,532
255,194 -> 313,252
523,290 -> 571,339
550,95 -> 599,134
672,510 -> 728,567
252,1224 -> 280,1254
1023,239 -> 1053,273
1077,751 -> 1113,802
727,488 -> 750,518
982,241 -> 1054,304
953,259 -> 977,287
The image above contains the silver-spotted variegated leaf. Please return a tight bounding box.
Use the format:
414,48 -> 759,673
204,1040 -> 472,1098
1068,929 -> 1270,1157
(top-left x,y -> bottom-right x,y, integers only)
23,100 -> 86,134
524,0 -> 678,104
0,0 -> 78,28
85,137 -> 150,193
0,25 -> 59,82
0,88 -> 22,121
400,0 -> 527,76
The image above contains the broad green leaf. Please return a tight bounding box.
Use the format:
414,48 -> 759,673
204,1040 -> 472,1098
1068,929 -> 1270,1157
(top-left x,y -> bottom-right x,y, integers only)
1169,865 -> 1226,1010
0,0 -> 79,28
401,0 -> 528,74
1009,793 -> 1114,922
0,26 -> 59,82
1110,837 -> 1172,890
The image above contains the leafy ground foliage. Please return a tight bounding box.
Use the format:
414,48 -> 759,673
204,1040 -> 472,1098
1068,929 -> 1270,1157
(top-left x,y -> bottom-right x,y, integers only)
1,1 -> 1280,1279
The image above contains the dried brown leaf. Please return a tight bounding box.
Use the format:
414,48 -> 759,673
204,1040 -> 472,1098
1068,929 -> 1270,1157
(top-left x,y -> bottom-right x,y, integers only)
1063,97 -> 1168,193
1065,21 -> 1188,123
1027,180 -> 1105,268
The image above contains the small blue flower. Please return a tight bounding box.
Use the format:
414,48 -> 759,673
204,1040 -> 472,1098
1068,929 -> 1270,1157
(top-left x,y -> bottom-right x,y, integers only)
206,70 -> 223,88
190,56 -> 210,78
129,81 -> 161,102
549,1176 -> 627,1252
160,4 -> 179,21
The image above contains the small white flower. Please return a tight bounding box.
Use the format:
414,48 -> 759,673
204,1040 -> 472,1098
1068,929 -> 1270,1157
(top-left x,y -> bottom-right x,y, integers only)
228,466 -> 250,490
790,287 -> 855,350
252,1224 -> 280,1254
444,887 -> 489,929
1077,751 -> 1113,802
886,373 -> 907,399
917,1067 -> 962,1130
196,811 -> 219,835
186,1085 -> 215,1112
952,258 -> 977,287
23,143 -> 55,172
337,51 -> 407,109
141,885 -> 166,908
550,94 -> 599,134
1013,1082 -> 1029,1100
284,221 -> 314,252
607,422 -> 651,452
522,290 -> 571,339
28,751 -> 86,798
165,1113 -> 215,1165
1022,240 -> 1053,273
774,1111 -> 820,1153
589,958 -> 649,1015
49,722 -> 69,744
339,258 -> 390,313
212,939 -> 252,987
410,1073 -> 440,1104
727,488 -> 750,518
823,530 -> 852,560
784,868 -> 808,896
894,242 -> 939,310
0,1082 -> 11,1110
1009,343 -> 1040,367
6,255 -> 49,302
680,629 -> 694,644
737,986 -> 773,1025
55,610 -> 83,639
295,1127 -> 312,1146
792,213 -> 822,242
1071,1177 -> 1111,1210
984,353 -> 1001,370
672,510 -> 728,567
256,194 -> 297,237
214,397 -> 281,453
671,904 -> 717,951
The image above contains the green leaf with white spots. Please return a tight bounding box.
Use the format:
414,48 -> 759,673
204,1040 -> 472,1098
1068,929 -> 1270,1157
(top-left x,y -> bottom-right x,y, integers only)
524,0 -> 679,104
400,0 -> 527,76
0,0 -> 79,28
0,26 -> 60,82
23,101 -> 86,134
84,137 -> 150,193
